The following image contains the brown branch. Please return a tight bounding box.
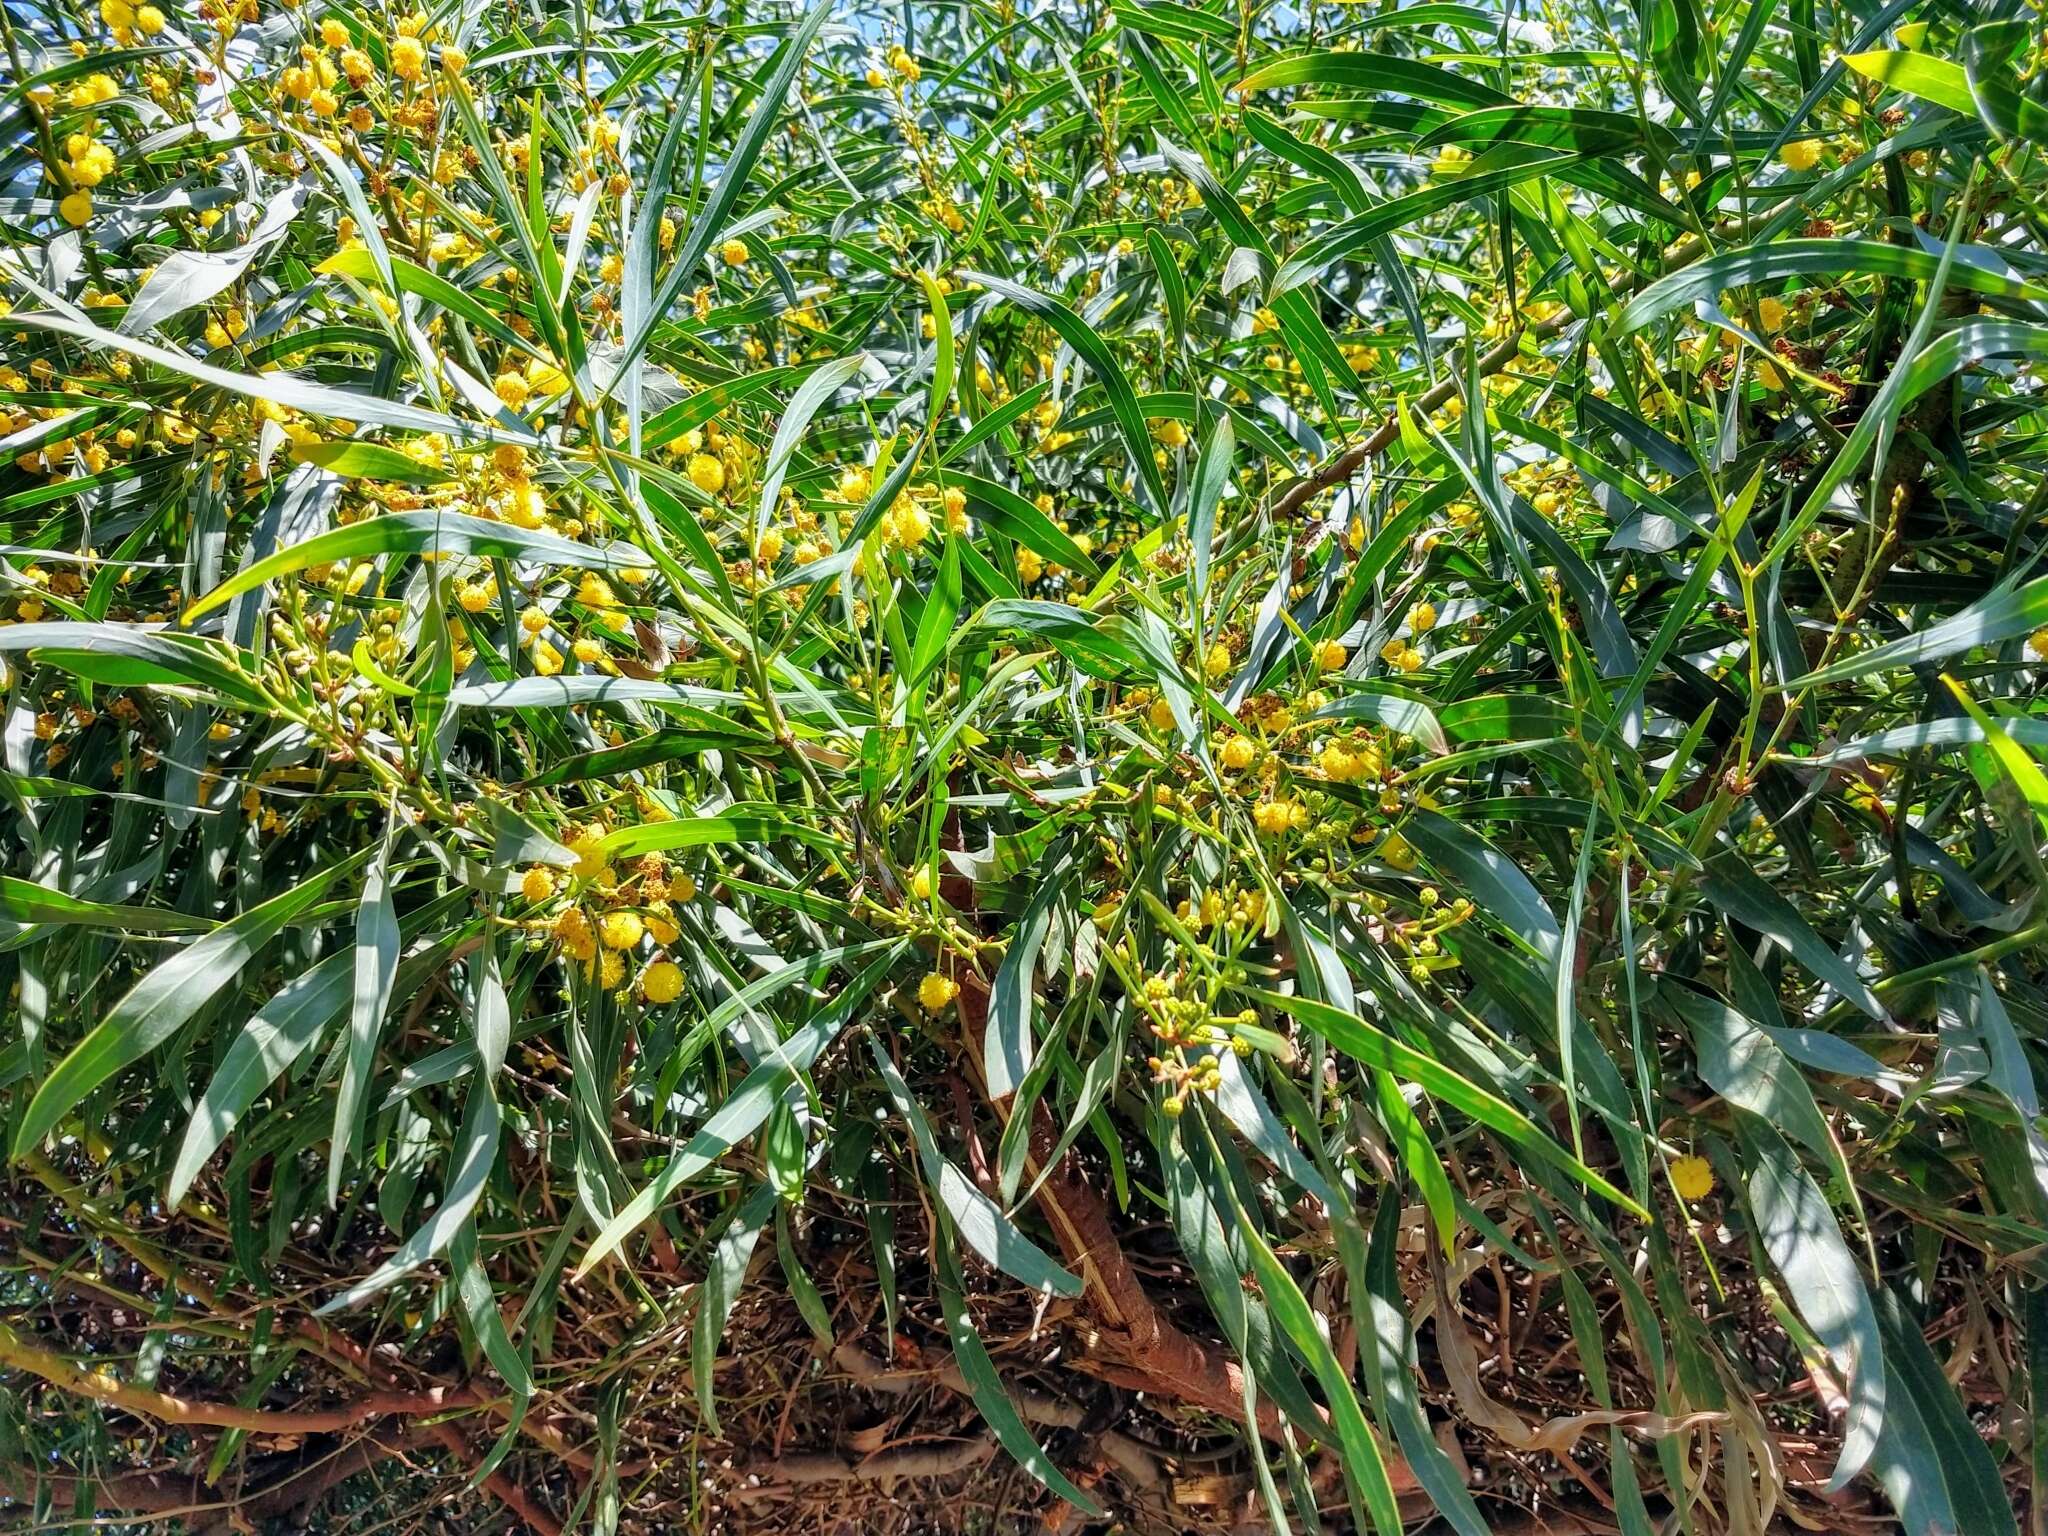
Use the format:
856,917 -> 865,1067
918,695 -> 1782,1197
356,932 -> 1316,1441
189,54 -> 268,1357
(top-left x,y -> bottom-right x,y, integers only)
1265,226 -> 1727,526
0,1323 -> 468,1434
0,1323 -> 562,1536
1268,327 -> 1530,523
730,1435 -> 996,1493
0,1463 -> 211,1517
833,1342 -> 1162,1490
24,1149 -> 598,1494
950,975 -> 1419,1495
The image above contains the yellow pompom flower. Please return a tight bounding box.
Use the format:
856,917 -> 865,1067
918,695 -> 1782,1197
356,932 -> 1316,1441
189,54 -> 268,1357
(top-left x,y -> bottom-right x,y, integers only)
1779,138 -> 1821,172
641,959 -> 684,1004
1220,736 -> 1255,772
918,971 -> 958,1012
440,45 -> 466,75
568,828 -> 610,882
910,866 -> 934,902
1253,799 -> 1296,835
599,910 -> 645,951
1315,639 -> 1346,672
1757,296 -> 1788,333
494,371 -> 532,411
554,907 -> 596,960
576,572 -> 616,609
1203,641 -> 1233,680
2029,627 -> 2048,660
520,866 -> 555,904
1671,1154 -> 1715,1202
504,482 -> 546,529
687,453 -> 725,495
390,33 -> 426,80
58,190 -> 93,227
135,3 -> 164,32
720,237 -> 749,266
1408,601 -> 1437,633
321,16 -> 349,46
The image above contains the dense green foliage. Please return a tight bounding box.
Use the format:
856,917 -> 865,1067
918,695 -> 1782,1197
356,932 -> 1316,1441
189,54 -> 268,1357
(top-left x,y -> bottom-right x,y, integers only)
3,0 -> 2048,1530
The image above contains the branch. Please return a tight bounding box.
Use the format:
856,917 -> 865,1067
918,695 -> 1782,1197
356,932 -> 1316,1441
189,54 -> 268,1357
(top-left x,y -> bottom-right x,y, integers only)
0,1323 -> 467,1434
951,976 -> 1418,1494
730,1435 -> 996,1493
832,1342 -> 1162,1490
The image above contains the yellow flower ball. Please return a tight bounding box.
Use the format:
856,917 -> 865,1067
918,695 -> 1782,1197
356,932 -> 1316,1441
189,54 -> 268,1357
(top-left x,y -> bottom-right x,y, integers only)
576,571 -> 616,609
320,16 -> 348,46
720,237 -> 749,266
494,371 -> 531,411
520,866 -> 555,904
135,3 -> 164,32
58,190 -> 93,226
910,866 -> 934,902
641,959 -> 684,1004
599,909 -> 645,950
390,33 -> 426,80
1779,138 -> 1821,172
1253,799 -> 1294,835
687,453 -> 726,495
1204,641 -> 1232,680
2029,627 -> 2048,660
1315,639 -> 1346,672
568,828 -> 610,882
1671,1154 -> 1715,1202
1757,296 -> 1788,333
1408,601 -> 1437,633
918,971 -> 958,1012
1220,735 -> 1255,772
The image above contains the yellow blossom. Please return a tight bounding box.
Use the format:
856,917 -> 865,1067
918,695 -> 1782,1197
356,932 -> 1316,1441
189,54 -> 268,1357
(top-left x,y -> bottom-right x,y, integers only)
1779,139 -> 1821,172
641,959 -> 684,1003
600,910 -> 645,950
1671,1154 -> 1714,1201
918,971 -> 958,1011
390,34 -> 426,80
687,453 -> 726,495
